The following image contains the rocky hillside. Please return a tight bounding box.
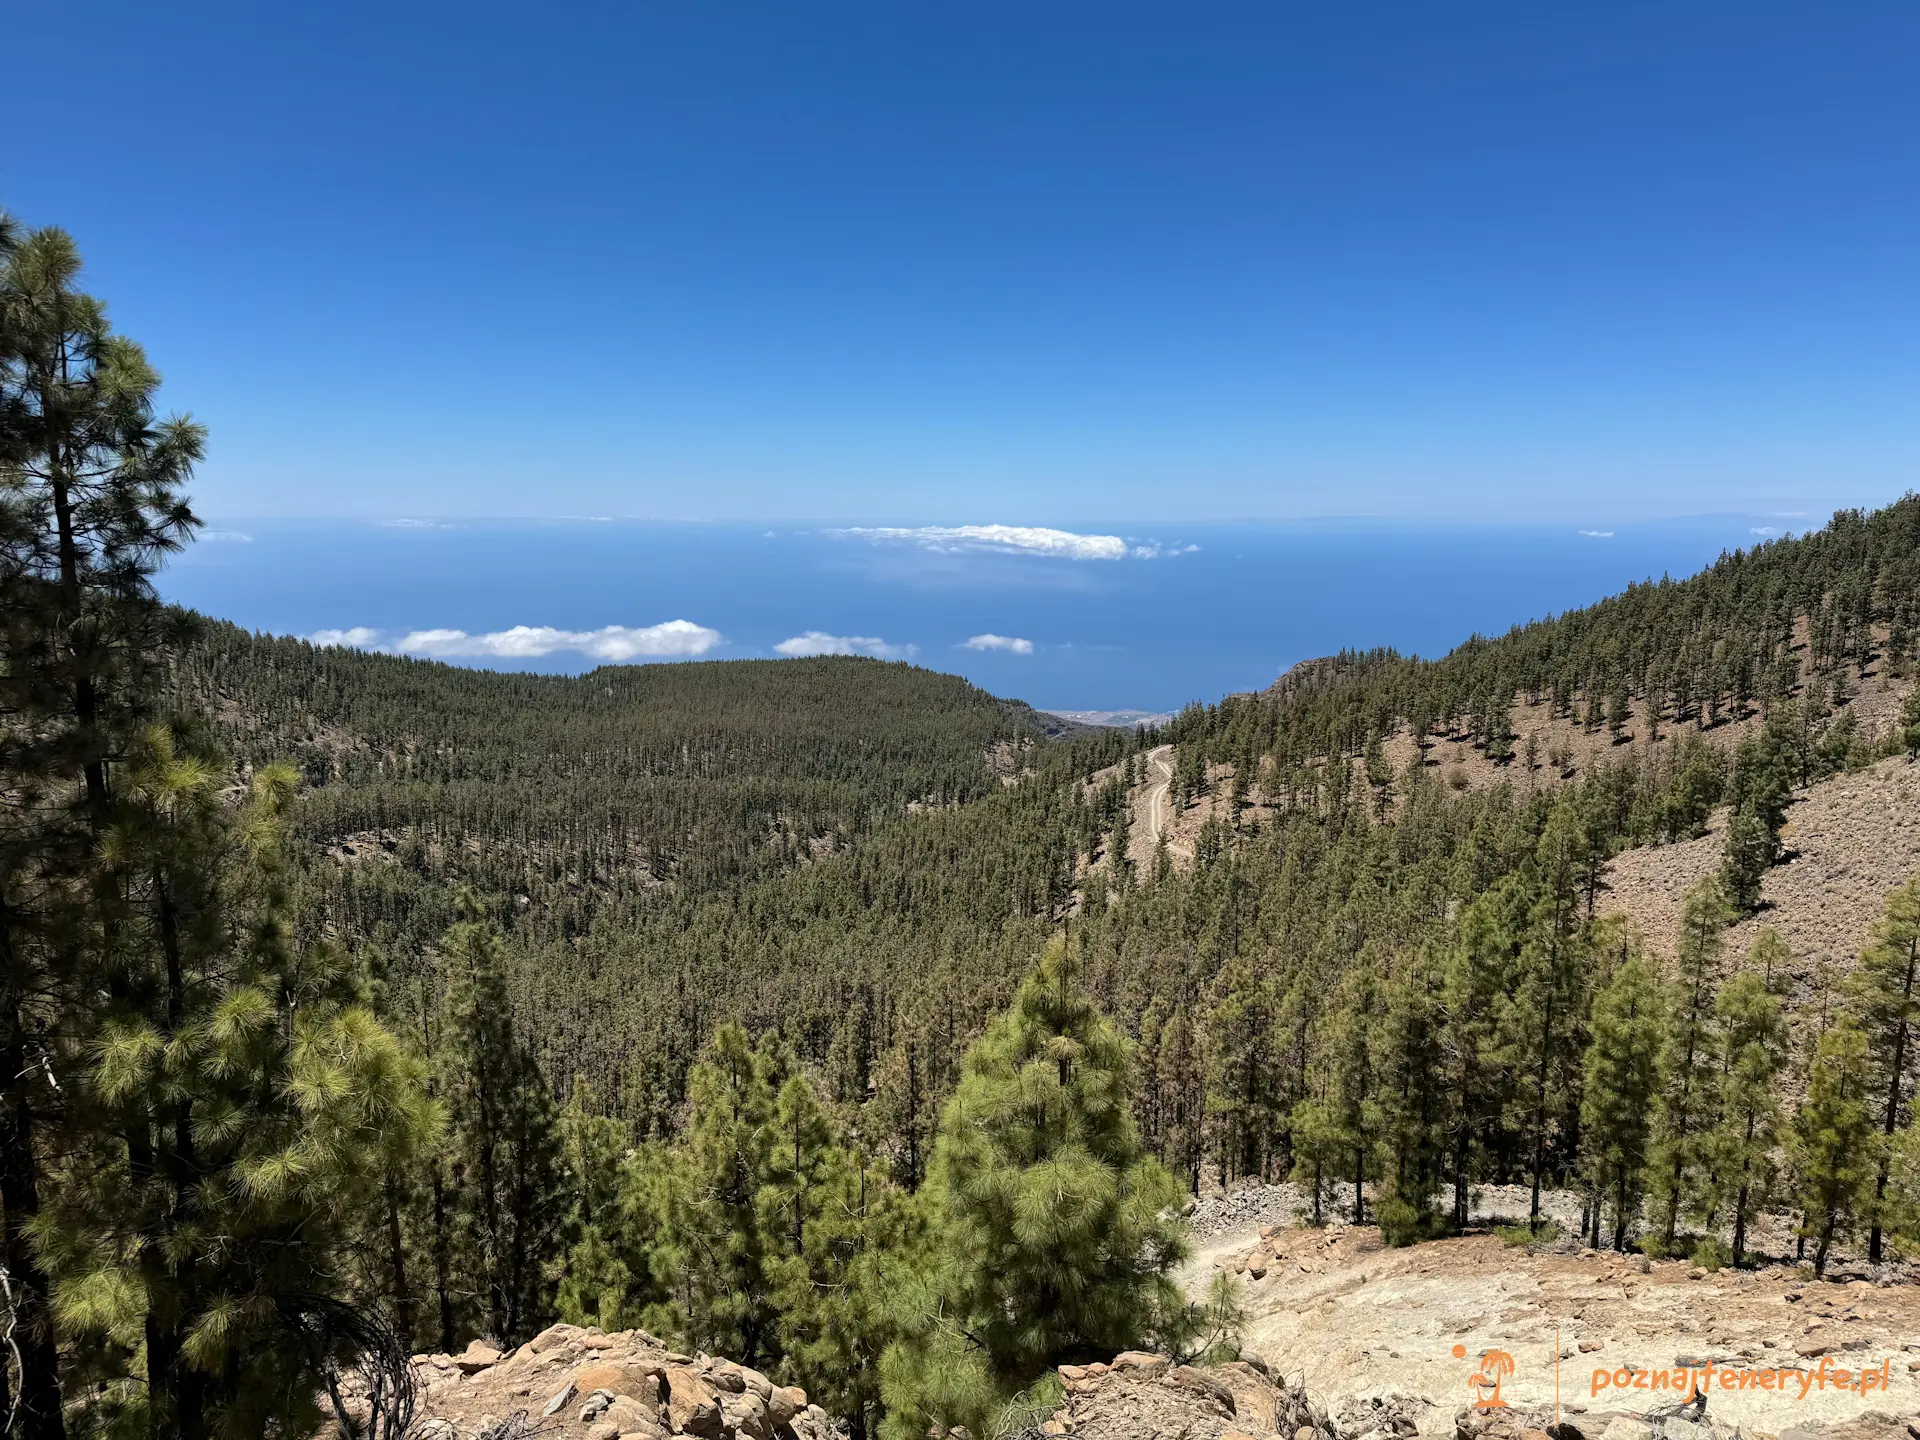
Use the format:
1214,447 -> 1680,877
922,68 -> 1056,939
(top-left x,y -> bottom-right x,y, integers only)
1183,1213 -> 1920,1440
1599,753 -> 1920,978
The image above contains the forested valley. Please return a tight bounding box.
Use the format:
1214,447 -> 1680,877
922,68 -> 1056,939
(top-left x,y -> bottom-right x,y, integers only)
7,213 -> 1920,1440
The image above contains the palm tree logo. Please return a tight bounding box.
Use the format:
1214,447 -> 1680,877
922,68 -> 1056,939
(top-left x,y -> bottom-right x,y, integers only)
1454,1345 -> 1515,1409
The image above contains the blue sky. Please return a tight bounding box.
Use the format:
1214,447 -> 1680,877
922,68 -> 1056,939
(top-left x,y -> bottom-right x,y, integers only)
4,2 -> 1915,524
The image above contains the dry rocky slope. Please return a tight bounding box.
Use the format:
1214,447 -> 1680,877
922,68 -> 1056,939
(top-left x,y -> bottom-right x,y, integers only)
1184,1204 -> 1920,1440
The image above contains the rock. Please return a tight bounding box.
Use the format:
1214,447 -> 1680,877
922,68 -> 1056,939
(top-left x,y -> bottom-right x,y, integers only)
589,1425 -> 620,1440
1060,1364 -> 1089,1383
583,1333 -> 619,1350
456,1340 -> 504,1374
1297,1428 -> 1318,1440
531,1323 -> 583,1353
1598,1420 -> 1652,1440
1040,1423 -> 1070,1438
543,1380 -> 578,1416
722,1390 -> 773,1440
582,1387 -> 617,1422
1578,1339 -> 1603,1353
576,1359 -> 669,1400
1166,1365 -> 1237,1417
1794,1339 -> 1834,1358
606,1394 -> 664,1437
1216,1368 -> 1276,1430
665,1364 -> 724,1437
415,1423 -> 459,1440
1111,1352 -> 1170,1375
768,1386 -> 807,1426
734,1366 -> 775,1402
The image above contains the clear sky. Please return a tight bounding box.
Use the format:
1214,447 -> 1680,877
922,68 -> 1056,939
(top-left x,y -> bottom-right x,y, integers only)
4,2 -> 1915,523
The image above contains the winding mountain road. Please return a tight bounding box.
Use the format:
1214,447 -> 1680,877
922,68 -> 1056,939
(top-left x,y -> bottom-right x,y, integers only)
1141,744 -> 1192,861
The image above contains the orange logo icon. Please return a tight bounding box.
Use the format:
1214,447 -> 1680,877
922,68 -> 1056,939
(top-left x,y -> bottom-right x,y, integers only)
1454,1345 -> 1515,1409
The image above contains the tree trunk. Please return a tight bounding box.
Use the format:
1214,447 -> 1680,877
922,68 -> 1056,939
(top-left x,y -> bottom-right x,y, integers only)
386,1174 -> 417,1347
0,897 -> 67,1440
1530,983 -> 1556,1231
1868,942 -> 1914,1265
430,1161 -> 456,1353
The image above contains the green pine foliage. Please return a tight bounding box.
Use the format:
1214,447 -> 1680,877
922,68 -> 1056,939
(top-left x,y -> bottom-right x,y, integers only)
1647,879 -> 1736,1253
41,742 -> 432,1440
1707,939 -> 1789,1266
1579,941 -> 1664,1250
881,940 -> 1187,1440
1791,1021 -> 1878,1278
433,899 -> 567,1347
1844,876 -> 1920,1263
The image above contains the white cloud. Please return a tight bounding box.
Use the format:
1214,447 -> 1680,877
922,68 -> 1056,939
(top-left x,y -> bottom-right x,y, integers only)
963,634 -> 1034,654
1751,526 -> 1776,536
840,524 -> 1133,560
200,529 -> 254,543
310,627 -> 383,649
775,631 -> 917,660
398,621 -> 722,661
380,518 -> 459,529
1578,529 -> 1614,538
308,621 -> 722,661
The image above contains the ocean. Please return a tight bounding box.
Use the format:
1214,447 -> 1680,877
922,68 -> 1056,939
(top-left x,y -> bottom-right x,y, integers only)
160,515 -> 1806,716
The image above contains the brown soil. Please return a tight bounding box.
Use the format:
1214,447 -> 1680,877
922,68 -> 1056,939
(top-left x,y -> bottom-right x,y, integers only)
1598,755 -> 1920,984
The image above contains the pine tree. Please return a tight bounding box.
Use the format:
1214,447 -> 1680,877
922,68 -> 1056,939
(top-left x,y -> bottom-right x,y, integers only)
1203,954 -> 1279,1185
554,1080 -> 639,1332
1720,804 -> 1773,913
46,745 -> 431,1439
1846,877 -> 1920,1264
435,897 -> 566,1346
1579,947 -> 1663,1250
1708,945 -> 1788,1266
1441,896 -> 1513,1232
356,1036 -> 442,1352
764,1073 -> 912,1440
881,939 -> 1186,1439
1791,1022 -> 1877,1277
1648,880 -> 1734,1252
1,211 -> 202,1440
1507,802 -> 1594,1230
1375,947 -> 1451,1245
648,1024 -> 785,1367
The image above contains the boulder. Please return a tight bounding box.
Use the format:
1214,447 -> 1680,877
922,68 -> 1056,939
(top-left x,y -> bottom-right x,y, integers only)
768,1386 -> 807,1426
665,1364 -> 725,1437
575,1359 -> 669,1400
530,1322 -> 582,1353
1110,1352 -> 1170,1376
722,1389 -> 774,1440
605,1394 -> 667,1438
455,1340 -> 503,1374
734,1366 -> 775,1402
